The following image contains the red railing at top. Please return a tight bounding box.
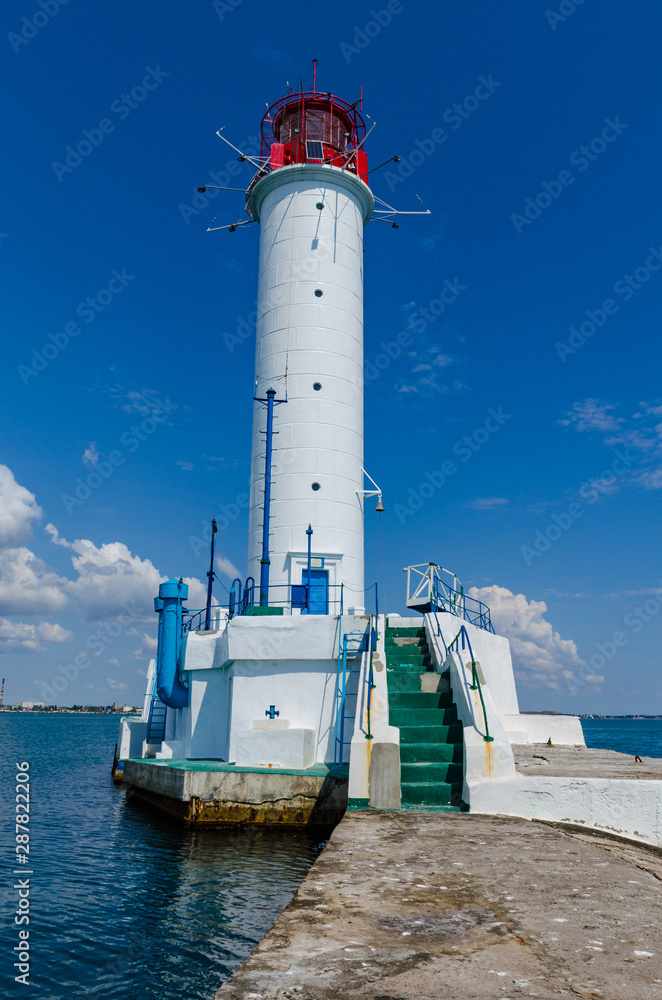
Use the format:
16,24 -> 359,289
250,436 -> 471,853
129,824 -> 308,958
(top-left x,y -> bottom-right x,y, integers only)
245,88 -> 369,213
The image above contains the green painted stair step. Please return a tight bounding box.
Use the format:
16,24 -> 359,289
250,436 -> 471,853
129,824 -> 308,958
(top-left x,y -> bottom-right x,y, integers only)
400,742 -> 463,763
389,691 -> 454,710
397,723 -> 463,745
400,761 -> 463,783
386,624 -> 465,811
390,707 -> 458,727
400,781 -> 463,807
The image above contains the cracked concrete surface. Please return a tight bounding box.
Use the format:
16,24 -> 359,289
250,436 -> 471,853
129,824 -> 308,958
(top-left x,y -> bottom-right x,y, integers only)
213,811 -> 662,999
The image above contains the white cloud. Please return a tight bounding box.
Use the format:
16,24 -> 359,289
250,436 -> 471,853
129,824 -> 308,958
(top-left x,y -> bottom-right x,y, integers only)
0,618 -> 74,653
44,523 -> 71,547
82,443 -> 99,467
215,554 -> 241,580
0,547 -> 70,616
467,497 -> 509,510
468,584 -> 590,691
562,398 -> 662,491
561,399 -> 624,434
130,631 -> 158,660
46,527 -> 207,622
0,465 -> 42,547
106,677 -> 128,690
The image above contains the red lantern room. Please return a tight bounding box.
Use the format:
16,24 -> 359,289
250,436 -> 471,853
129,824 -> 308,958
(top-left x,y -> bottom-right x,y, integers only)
257,66 -> 369,185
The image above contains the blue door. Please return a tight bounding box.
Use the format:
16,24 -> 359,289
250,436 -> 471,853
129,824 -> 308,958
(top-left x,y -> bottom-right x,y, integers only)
303,569 -> 329,615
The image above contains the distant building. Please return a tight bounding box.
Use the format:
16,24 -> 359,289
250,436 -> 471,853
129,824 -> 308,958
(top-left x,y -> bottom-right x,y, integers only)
19,701 -> 44,710
111,701 -> 123,712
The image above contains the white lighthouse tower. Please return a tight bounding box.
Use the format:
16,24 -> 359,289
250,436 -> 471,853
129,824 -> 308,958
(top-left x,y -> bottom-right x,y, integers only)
245,75 -> 374,615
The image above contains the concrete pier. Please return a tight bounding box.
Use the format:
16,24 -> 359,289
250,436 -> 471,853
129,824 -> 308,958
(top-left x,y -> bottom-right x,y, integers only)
123,759 -> 348,825
213,810 -> 662,999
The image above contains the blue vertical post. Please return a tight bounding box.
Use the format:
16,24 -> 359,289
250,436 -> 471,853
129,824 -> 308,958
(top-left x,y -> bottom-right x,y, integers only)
204,518 -> 217,630
306,524 -> 313,614
259,388 -> 276,606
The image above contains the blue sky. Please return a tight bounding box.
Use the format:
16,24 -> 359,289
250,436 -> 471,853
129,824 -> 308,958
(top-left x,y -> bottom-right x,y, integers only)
1,0 -> 661,712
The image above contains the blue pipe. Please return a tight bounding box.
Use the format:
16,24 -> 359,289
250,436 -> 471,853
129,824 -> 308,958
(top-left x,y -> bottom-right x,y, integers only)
306,524 -> 313,614
259,388 -> 276,605
154,577 -> 189,708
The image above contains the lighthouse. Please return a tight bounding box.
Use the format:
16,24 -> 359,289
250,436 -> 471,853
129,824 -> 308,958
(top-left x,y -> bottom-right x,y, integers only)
119,70 -> 588,830
245,76 -> 374,615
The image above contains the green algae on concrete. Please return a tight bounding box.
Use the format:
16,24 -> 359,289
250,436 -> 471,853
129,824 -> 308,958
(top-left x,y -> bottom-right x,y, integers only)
123,758 -> 349,827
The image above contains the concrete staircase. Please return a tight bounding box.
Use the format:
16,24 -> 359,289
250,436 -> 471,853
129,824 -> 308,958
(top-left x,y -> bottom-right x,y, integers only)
386,623 -> 464,809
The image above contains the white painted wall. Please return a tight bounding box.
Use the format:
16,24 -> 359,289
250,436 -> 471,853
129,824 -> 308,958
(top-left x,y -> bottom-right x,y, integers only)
155,614 -> 370,764
348,615 -> 400,803
503,713 -> 585,745
469,776 -> 662,849
426,612 -> 520,716
246,165 -> 374,604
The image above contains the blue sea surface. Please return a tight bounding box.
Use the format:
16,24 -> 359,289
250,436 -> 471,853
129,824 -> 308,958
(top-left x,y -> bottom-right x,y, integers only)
0,714 -> 326,999
581,717 -> 662,758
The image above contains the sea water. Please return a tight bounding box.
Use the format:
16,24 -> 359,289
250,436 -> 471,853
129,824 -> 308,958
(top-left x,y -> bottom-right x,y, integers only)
581,716 -> 662,758
0,713 -> 326,999
2,712 -> 659,998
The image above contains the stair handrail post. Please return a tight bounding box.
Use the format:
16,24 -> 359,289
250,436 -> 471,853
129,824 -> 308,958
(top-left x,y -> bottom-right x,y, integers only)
204,518 -> 217,630
448,624 -> 494,743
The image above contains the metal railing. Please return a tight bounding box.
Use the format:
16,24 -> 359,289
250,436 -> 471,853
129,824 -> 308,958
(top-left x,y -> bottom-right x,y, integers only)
405,563 -> 494,633
333,628 -> 369,766
364,616 -> 378,742
182,605 -> 228,634
447,624 -> 494,743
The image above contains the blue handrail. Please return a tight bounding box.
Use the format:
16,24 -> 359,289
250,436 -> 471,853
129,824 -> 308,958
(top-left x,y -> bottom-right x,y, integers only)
432,577 -> 494,632
447,624 -> 494,743
334,629 -> 367,765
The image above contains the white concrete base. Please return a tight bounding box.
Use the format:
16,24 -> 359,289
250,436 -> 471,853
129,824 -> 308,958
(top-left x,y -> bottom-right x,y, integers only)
118,717 -> 147,759
469,775 -> 662,849
155,739 -> 189,759
233,728 -> 315,769
503,714 -> 585,746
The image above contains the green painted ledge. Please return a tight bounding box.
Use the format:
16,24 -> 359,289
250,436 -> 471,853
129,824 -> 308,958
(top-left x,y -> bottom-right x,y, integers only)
129,758 -> 349,779
347,798 -> 370,810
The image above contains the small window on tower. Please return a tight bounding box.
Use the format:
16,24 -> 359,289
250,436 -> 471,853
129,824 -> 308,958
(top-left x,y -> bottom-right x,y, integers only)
306,140 -> 324,161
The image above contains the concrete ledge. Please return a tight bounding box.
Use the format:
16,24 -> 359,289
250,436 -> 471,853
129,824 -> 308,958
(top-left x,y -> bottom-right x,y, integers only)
123,759 -> 348,826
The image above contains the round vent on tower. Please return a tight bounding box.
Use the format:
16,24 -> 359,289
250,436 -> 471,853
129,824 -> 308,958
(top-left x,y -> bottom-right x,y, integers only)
314,289 -> 323,297
311,482 -> 321,491
313,382 -> 322,391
